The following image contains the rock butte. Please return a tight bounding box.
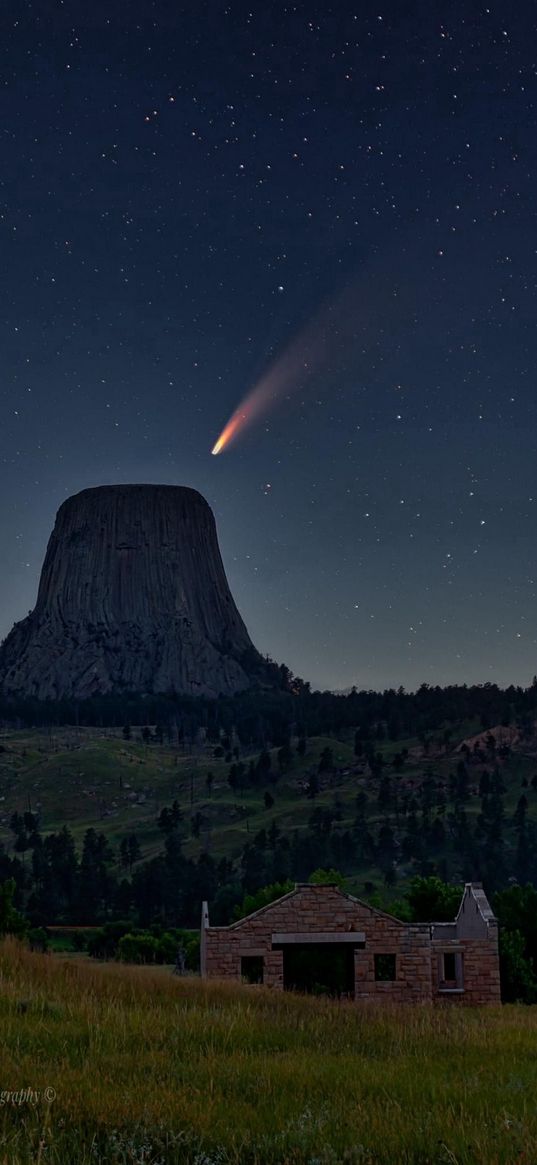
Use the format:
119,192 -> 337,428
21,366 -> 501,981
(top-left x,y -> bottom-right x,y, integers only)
0,484 -> 263,700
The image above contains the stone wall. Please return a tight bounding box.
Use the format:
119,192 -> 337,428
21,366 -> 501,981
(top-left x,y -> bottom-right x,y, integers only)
205,884 -> 370,988
461,934 -> 501,1004
431,934 -> 501,1005
204,883 -> 502,1006
354,919 -> 432,1003
205,884 -> 433,999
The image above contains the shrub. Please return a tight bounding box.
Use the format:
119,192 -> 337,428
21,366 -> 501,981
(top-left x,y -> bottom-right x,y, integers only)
499,928 -> 537,1003
118,933 -> 160,964
87,921 -> 133,959
70,929 -> 90,952
184,934 -> 200,971
0,879 -> 27,938
27,927 -> 49,952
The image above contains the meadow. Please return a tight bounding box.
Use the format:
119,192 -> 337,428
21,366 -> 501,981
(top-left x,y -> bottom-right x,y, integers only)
0,939 -> 536,1164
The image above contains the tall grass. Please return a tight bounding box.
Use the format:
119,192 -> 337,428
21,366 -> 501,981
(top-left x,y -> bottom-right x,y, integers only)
0,938 -> 535,1164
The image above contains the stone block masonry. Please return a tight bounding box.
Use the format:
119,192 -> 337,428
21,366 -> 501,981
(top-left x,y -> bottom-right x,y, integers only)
202,882 -> 501,1006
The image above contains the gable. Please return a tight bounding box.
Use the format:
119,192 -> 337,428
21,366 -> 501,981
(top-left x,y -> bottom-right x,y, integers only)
225,883 -> 405,935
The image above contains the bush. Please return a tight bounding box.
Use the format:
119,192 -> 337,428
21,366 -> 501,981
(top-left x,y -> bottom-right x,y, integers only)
156,931 -> 180,964
85,923 -> 199,967
70,929 -> 90,952
184,933 -> 200,971
117,929 -> 199,967
28,927 -> 49,952
118,933 -> 160,964
87,921 -> 133,959
499,928 -> 537,1003
405,876 -> 462,922
0,879 -> 27,938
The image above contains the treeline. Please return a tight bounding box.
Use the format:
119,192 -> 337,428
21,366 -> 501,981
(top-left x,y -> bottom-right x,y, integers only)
3,675 -> 537,746
1,816 -> 235,930
205,735 -> 537,895
0,804 -> 372,931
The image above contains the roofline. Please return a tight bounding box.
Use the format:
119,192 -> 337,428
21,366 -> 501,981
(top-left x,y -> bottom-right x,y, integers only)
339,887 -> 407,926
225,886 -> 299,930
205,880 -> 498,935
455,881 -> 497,925
208,881 -> 408,932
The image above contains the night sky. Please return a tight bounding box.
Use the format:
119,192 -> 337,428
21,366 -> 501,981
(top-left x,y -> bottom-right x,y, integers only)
2,1 -> 537,693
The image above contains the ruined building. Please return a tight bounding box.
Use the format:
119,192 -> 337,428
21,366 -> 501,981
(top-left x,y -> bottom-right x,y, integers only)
201,881 -> 500,1004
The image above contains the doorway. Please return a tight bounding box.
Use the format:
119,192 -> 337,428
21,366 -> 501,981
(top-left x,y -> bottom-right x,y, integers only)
279,942 -> 357,997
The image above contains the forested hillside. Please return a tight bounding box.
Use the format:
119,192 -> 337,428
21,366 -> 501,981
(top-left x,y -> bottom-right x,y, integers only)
2,678 -> 537,933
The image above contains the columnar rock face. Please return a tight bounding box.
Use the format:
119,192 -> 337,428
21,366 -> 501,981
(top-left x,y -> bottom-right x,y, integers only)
0,484 -> 261,700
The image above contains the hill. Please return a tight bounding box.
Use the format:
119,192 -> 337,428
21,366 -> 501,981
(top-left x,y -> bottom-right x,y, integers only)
1,711 -> 537,919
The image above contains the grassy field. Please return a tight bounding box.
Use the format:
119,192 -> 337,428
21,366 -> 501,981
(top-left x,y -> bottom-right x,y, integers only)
0,938 -> 536,1164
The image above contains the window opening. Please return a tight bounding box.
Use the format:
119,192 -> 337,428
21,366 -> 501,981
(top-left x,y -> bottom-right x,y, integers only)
241,955 -> 263,984
374,953 -> 396,981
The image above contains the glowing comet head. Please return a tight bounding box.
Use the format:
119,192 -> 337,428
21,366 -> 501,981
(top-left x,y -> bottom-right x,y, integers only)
211,409 -> 249,455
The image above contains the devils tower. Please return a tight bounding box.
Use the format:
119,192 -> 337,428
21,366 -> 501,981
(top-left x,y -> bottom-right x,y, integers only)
0,484 -> 263,700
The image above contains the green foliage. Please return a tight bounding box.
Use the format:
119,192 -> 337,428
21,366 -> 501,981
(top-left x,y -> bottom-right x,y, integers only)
6,689 -> 537,937
117,928 -> 199,967
494,885 -> 537,1002
27,926 -> 49,951
158,801 -> 182,834
184,933 -> 200,972
232,870 -> 345,921
494,884 -> 537,963
308,868 -> 346,889
318,746 -> 334,773
364,890 -> 412,921
277,742 -> 293,773
69,929 -> 90,952
404,876 -> 463,922
498,928 -> 537,1003
233,880 -> 294,921
87,921 -> 134,959
85,923 -> 199,967
118,933 -> 160,964
0,879 -> 27,937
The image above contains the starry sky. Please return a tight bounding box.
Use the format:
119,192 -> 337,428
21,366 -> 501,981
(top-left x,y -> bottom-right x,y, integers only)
2,0 -> 537,693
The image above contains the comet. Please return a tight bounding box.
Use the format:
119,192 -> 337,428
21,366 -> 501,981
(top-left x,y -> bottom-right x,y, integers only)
211,306 -> 330,455
211,414 -> 244,456
210,227 -> 427,456
211,271 -> 389,455
211,379 -> 276,455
